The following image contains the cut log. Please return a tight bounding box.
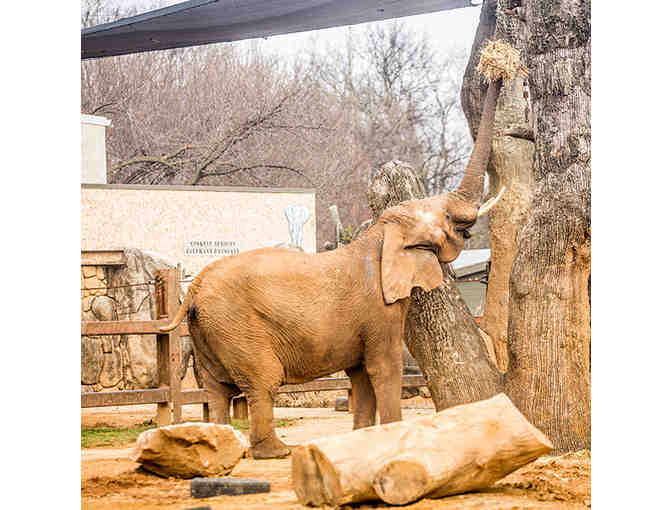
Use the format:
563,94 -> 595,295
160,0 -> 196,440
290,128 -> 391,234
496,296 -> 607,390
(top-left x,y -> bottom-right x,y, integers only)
291,393 -> 552,506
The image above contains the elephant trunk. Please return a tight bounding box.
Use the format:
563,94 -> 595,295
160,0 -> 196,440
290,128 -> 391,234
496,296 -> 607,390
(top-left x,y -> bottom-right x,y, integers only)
452,78 -> 503,205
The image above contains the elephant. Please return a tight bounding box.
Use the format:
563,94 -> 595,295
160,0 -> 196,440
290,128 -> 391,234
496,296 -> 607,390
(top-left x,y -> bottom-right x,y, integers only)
160,77 -> 505,459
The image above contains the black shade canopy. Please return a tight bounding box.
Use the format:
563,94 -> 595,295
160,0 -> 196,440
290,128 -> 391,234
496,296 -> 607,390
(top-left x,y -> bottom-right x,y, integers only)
82,0 -> 475,60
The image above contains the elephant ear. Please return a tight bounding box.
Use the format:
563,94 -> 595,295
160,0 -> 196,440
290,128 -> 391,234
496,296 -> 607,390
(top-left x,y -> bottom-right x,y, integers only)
381,223 -> 444,305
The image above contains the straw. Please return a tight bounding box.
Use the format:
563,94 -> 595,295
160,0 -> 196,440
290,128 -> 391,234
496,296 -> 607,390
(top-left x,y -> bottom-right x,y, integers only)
477,40 -> 528,82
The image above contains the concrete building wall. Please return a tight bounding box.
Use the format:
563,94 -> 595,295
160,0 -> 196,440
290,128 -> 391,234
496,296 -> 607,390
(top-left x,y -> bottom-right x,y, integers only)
81,114 -> 111,184
81,184 -> 316,276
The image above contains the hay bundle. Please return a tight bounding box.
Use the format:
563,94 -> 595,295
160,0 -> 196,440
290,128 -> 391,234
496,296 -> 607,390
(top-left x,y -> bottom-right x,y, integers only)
477,40 -> 528,82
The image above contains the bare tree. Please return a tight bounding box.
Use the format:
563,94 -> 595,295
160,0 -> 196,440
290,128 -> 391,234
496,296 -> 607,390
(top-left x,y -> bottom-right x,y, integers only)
311,21 -> 473,195
81,0 -> 163,29
81,9 -> 371,247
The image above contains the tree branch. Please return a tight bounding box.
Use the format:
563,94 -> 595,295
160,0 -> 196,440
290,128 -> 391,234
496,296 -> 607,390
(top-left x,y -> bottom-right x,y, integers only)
199,164 -> 315,186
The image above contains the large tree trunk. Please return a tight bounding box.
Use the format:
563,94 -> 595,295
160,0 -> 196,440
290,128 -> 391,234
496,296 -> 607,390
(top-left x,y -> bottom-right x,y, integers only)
499,0 -> 591,452
462,0 -> 535,371
368,160 -> 503,409
460,0 -> 591,452
292,393 -> 552,507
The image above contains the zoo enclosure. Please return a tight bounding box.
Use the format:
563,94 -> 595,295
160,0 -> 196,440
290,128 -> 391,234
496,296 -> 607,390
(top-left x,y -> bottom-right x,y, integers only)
81,267 -> 427,425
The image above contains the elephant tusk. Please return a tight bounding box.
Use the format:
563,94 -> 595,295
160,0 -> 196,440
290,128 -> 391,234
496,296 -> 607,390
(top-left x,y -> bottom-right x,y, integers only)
477,186 -> 506,217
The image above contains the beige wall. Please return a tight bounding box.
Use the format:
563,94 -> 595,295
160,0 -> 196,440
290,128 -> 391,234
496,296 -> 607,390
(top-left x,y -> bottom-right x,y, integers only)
81,115 -> 110,184
81,184 -> 316,276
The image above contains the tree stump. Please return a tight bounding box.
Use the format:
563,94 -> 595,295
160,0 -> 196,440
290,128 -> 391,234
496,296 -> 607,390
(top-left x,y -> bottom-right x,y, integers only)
367,160 -> 503,410
292,393 -> 552,506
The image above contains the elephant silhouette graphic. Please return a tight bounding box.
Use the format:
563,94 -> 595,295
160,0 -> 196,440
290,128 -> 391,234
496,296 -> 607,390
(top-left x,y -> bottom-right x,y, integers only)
284,204 -> 310,248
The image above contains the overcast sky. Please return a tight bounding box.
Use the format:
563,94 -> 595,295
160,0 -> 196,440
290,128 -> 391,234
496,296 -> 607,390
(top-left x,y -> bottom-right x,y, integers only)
257,6 -> 481,58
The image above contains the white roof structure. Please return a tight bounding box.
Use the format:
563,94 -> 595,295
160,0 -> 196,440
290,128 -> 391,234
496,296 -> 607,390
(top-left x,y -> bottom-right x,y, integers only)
451,248 -> 490,277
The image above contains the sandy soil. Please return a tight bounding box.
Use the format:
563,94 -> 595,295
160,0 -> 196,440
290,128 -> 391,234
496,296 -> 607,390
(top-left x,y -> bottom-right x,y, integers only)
82,404 -> 590,510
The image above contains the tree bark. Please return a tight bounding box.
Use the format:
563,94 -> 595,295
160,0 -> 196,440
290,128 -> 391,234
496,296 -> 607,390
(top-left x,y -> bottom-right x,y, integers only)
461,0 -> 535,371
368,160 -> 503,410
460,0 -> 591,452
291,393 -> 552,507
501,0 -> 591,452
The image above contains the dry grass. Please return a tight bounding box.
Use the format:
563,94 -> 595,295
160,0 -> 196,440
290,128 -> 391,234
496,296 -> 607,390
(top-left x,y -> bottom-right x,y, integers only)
477,39 -> 529,82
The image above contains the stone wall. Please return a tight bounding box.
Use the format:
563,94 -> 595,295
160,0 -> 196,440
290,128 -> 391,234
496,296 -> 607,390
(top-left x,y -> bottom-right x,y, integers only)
81,264 -> 119,391
81,249 -> 198,392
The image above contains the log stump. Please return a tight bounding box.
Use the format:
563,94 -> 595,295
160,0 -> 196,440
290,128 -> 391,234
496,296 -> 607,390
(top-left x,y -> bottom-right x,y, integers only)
292,393 -> 552,506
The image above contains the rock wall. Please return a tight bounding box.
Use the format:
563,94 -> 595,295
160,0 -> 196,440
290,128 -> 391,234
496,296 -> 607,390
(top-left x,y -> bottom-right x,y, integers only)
81,248 -> 189,392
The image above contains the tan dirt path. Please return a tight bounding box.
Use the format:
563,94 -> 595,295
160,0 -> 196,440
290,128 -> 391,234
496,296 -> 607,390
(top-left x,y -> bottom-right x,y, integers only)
82,405 -> 589,509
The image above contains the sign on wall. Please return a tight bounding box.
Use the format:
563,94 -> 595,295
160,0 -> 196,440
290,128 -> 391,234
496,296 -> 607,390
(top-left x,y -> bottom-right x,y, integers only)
81,184 -> 316,276
184,240 -> 240,257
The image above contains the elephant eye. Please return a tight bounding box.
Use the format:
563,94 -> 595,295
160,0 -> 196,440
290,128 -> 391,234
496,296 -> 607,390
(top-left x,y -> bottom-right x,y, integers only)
462,230 -> 472,239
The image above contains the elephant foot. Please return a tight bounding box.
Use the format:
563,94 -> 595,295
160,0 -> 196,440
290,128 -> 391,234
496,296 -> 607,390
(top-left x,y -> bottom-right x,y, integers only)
250,436 -> 291,459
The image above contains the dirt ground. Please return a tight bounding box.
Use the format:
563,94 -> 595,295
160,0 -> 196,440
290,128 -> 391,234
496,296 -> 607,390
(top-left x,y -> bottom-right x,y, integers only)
82,403 -> 590,510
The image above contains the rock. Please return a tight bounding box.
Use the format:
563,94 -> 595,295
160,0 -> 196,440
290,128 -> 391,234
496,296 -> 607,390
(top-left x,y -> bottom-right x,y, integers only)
131,422 -> 248,478
82,266 -> 97,278
82,295 -> 95,314
91,295 -> 118,321
81,336 -> 104,384
82,310 -> 97,321
83,276 -> 100,290
100,348 -> 124,388
81,383 -> 102,393
125,334 -> 158,388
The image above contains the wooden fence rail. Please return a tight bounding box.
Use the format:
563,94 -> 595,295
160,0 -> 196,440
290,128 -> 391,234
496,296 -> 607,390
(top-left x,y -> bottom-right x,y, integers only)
81,267 -> 427,425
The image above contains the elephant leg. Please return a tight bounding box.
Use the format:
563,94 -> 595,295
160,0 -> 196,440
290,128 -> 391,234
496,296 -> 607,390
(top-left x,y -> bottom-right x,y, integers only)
246,388 -> 290,459
235,358 -> 290,459
364,334 -> 403,425
196,358 -> 240,425
345,365 -> 376,429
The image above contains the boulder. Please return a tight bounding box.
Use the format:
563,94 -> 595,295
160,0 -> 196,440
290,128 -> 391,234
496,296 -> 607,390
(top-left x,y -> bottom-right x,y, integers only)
131,422 -> 248,479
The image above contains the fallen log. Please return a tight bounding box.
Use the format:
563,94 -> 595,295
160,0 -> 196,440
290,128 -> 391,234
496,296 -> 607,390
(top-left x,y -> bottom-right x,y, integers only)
292,393 -> 552,506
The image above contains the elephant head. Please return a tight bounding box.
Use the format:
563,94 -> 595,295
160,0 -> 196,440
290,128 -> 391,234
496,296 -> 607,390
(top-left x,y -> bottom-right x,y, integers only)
379,79 -> 504,304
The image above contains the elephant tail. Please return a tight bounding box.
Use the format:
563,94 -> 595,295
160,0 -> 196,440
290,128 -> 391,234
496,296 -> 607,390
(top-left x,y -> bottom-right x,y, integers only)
158,276 -> 199,332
